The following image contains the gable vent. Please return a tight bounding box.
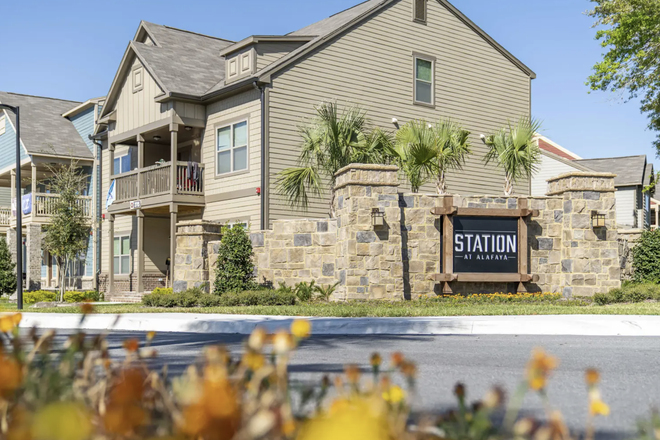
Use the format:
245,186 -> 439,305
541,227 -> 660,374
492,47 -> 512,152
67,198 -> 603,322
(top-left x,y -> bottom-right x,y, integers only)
414,0 -> 427,23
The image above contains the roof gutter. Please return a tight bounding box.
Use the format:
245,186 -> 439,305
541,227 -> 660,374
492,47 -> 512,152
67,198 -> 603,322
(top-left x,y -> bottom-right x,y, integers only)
254,81 -> 266,230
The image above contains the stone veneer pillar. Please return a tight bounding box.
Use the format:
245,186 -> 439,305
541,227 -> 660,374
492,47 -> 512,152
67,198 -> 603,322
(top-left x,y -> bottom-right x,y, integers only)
173,220 -> 222,292
25,224 -> 41,291
6,228 -> 17,265
546,172 -> 620,297
333,164 -> 404,300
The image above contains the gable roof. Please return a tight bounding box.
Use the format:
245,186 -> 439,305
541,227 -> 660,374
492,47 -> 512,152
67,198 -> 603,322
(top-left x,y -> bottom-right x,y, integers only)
575,155 -> 648,187
644,163 -> 654,187
0,92 -> 93,159
537,136 -> 581,160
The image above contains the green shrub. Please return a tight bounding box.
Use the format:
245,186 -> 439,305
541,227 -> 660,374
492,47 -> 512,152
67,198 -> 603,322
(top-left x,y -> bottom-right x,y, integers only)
0,238 -> 16,296
294,281 -> 316,302
213,224 -> 255,295
141,287 -> 296,308
593,283 -> 660,305
152,287 -> 173,295
593,293 -> 609,306
632,229 -> 660,283
315,282 -> 340,302
24,291 -> 57,304
62,290 -> 102,303
219,290 -> 297,307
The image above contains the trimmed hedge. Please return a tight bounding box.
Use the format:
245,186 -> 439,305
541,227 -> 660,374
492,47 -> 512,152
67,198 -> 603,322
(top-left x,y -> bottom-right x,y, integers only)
594,283 -> 660,305
142,288 -> 297,308
24,290 -> 102,305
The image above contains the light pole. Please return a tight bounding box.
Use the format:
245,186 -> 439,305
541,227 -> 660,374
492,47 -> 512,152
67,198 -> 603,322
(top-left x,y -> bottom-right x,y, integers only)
0,104 -> 22,310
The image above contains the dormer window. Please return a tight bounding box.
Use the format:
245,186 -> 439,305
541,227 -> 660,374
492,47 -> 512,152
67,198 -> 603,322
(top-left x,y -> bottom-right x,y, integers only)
414,0 -> 427,23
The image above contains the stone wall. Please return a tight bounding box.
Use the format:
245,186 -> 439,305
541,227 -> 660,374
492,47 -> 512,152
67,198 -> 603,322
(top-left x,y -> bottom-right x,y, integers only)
173,220 -> 222,292
617,229 -> 644,281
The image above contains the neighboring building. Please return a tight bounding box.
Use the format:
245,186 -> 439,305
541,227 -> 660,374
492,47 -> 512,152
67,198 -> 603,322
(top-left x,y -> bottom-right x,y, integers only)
0,92 -> 104,290
531,135 -> 654,229
651,198 -> 659,230
95,0 -> 536,296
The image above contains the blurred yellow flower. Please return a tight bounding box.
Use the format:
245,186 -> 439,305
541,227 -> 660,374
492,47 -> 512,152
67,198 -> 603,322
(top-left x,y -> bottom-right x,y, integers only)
590,399 -> 610,416
382,385 -> 405,404
32,402 -> 92,440
297,397 -> 389,440
248,327 -> 267,350
243,351 -> 265,371
291,319 -> 311,339
0,313 -> 20,333
6,406 -> 31,440
147,331 -> 157,341
370,353 -> 382,368
526,348 -> 558,391
0,355 -> 23,398
273,330 -> 294,354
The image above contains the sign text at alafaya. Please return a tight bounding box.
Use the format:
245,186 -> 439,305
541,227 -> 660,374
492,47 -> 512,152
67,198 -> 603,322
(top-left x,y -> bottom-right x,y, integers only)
453,216 -> 518,273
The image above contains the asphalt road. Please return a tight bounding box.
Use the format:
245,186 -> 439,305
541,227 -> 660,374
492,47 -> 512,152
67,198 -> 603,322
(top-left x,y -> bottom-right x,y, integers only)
45,330 -> 660,438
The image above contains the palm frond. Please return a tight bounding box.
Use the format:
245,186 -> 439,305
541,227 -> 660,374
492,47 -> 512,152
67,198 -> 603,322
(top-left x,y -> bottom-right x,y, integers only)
276,166 -> 323,209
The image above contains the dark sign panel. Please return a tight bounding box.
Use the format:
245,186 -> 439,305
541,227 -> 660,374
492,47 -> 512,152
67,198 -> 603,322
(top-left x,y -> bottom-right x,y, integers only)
453,216 -> 518,273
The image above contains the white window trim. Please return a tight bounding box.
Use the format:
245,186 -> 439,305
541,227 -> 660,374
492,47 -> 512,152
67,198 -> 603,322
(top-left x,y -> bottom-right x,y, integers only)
413,53 -> 436,108
215,119 -> 250,178
113,235 -> 131,276
0,113 -> 5,136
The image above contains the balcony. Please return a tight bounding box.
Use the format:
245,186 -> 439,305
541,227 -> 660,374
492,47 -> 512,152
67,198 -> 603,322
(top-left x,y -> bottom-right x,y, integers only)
0,193 -> 93,230
109,161 -> 205,213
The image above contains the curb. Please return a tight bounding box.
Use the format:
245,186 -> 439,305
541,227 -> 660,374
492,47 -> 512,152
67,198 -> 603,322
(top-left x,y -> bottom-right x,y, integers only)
15,313 -> 660,336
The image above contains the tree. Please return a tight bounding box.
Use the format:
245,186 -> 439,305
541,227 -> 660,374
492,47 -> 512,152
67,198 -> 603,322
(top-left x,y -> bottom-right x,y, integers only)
587,0 -> 660,153
394,119 -> 471,193
213,224 -> 255,295
276,102 -> 393,215
0,238 -> 16,296
482,118 -> 542,196
43,161 -> 91,301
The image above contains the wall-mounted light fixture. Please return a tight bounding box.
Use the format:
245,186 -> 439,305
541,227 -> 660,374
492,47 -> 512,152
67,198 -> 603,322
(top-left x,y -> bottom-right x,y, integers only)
184,126 -> 193,131
153,135 -> 162,141
371,208 -> 385,227
591,211 -> 606,228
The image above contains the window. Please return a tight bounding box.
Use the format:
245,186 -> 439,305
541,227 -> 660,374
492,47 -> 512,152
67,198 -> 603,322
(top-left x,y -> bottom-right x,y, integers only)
0,114 -> 5,136
414,0 -> 427,23
217,121 -> 248,175
414,56 -> 434,106
113,152 -> 131,175
114,236 -> 130,275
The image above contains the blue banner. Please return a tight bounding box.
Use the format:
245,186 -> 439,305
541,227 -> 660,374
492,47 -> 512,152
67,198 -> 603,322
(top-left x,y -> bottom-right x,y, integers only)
21,194 -> 32,215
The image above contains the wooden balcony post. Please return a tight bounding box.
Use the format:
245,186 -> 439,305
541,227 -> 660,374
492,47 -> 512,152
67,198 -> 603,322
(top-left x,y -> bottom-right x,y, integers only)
136,209 -> 144,294
136,134 -> 144,197
108,214 -> 115,296
10,169 -> 15,226
170,124 -> 178,196
109,143 -> 115,177
31,163 -> 36,221
169,203 -> 177,289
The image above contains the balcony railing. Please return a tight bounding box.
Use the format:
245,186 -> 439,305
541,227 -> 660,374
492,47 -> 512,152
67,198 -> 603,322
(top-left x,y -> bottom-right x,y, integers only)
34,193 -> 93,217
0,208 -> 10,226
113,161 -> 205,204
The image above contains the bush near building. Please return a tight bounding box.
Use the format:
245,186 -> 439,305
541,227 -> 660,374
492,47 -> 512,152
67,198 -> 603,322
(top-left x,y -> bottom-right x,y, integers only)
142,286 -> 296,308
632,229 -> 660,283
213,224 -> 256,295
0,238 -> 16,297
24,290 -> 101,305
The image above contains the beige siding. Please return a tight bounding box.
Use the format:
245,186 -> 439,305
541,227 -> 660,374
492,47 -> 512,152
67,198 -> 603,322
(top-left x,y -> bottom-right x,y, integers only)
173,102 -> 206,120
201,89 -> 262,227
531,155 -> 581,197
112,58 -> 171,136
616,186 -> 637,228
267,0 -> 532,221
256,42 -> 306,70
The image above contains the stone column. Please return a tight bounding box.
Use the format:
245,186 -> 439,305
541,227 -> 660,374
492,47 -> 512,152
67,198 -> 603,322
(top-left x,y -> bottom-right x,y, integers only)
546,172 -> 620,297
6,228 -> 17,265
333,164 -> 403,301
136,209 -> 144,293
173,220 -> 222,292
25,224 -> 41,291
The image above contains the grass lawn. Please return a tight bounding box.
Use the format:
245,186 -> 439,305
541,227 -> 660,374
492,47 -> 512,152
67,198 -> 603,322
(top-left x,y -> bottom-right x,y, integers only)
5,301 -> 660,317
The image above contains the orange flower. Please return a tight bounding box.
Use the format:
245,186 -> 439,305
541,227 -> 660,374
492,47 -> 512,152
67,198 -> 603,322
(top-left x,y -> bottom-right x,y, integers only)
526,348 -> 558,391
123,338 -> 140,352
0,314 -> 20,333
146,331 -> 157,342
291,319 -> 312,339
80,302 -> 94,315
345,364 -> 361,384
103,403 -> 149,436
391,352 -> 404,368
0,355 -> 23,398
585,368 -> 600,386
11,313 -> 22,326
400,361 -> 417,379
6,405 -> 31,440
110,368 -> 145,404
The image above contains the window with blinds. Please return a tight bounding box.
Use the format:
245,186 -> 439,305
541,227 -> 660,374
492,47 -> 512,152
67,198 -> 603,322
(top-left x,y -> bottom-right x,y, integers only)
414,0 -> 427,23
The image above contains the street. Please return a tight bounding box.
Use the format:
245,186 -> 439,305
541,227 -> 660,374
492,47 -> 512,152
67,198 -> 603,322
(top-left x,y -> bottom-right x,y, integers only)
48,330 -> 660,438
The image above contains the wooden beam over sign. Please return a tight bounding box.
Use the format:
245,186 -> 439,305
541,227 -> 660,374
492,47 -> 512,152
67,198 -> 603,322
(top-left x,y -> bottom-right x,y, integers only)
428,273 -> 540,283
430,207 -> 539,217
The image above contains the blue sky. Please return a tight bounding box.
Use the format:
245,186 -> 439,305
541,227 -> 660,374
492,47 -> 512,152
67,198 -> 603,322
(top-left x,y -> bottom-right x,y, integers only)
2,0 -> 656,168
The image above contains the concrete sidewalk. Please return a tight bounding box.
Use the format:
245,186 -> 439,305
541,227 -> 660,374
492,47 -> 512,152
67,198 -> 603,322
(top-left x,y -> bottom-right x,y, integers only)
15,313 -> 660,336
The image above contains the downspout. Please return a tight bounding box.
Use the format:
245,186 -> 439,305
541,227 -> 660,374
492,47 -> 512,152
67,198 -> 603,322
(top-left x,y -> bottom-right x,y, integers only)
89,130 -> 107,291
254,81 -> 266,230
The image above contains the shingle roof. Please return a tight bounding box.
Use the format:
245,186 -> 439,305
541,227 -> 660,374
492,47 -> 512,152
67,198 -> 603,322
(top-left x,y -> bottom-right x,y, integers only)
0,92 -> 93,159
575,155 -> 648,187
288,0 -> 385,37
644,163 -> 654,187
138,22 -> 234,97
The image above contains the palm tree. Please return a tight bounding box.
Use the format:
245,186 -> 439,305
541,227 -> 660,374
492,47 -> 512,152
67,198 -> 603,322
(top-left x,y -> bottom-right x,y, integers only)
394,119 -> 471,194
276,102 -> 393,215
482,117 -> 542,196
